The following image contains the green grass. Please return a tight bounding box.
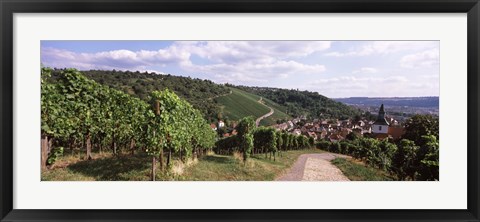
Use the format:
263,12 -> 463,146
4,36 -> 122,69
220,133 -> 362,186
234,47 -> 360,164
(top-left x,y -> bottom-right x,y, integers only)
215,88 -> 290,126
331,158 -> 395,181
41,149 -> 323,181
180,149 -> 323,181
42,153 -> 155,181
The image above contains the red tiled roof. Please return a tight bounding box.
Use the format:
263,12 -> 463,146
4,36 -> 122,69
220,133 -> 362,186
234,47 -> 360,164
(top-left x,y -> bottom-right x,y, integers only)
388,127 -> 405,140
374,133 -> 389,140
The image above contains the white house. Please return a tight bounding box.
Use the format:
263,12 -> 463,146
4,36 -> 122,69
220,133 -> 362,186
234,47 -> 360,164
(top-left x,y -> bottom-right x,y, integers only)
293,129 -> 302,135
372,104 -> 389,134
218,120 -> 225,129
287,121 -> 294,129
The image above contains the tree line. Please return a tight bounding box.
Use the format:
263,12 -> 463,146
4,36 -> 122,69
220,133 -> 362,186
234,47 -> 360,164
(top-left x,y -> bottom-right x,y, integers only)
215,117 -> 315,162
41,68 -> 216,180
231,85 -> 363,120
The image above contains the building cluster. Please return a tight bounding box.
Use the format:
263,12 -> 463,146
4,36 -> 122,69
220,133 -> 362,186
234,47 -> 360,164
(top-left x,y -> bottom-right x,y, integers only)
210,120 -> 238,137
208,104 -> 405,141
272,104 -> 405,142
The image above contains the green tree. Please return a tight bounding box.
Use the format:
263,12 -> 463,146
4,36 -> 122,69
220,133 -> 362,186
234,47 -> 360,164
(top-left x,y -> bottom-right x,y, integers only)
316,140 -> 331,150
403,114 -> 439,146
346,132 -> 359,141
308,137 -> 315,147
276,132 -> 283,156
377,139 -> 397,171
392,139 -> 419,180
237,117 -> 256,162
415,135 -> 439,181
281,133 -> 289,151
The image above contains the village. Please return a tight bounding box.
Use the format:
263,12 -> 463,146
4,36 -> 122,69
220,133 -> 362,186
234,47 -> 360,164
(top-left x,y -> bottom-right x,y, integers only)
211,104 -> 406,142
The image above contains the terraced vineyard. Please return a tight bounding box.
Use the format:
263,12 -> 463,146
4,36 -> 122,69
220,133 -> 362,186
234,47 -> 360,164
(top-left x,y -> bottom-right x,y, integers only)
215,88 -> 290,126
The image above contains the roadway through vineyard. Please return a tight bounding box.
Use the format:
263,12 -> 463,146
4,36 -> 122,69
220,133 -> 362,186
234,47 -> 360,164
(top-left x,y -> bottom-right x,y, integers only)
255,97 -> 274,126
276,153 -> 351,181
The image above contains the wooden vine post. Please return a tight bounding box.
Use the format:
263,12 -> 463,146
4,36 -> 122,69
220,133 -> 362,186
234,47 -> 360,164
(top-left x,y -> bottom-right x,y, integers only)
151,99 -> 161,181
155,100 -> 164,171
151,155 -> 156,181
41,134 -> 49,170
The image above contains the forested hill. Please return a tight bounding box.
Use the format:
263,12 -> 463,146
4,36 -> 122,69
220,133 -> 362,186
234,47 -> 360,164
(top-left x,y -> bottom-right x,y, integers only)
232,85 -> 362,120
50,69 -> 362,122
51,69 -> 230,122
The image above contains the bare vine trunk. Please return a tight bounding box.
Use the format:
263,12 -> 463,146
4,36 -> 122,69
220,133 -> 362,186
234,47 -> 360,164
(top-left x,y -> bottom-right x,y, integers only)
130,139 -> 136,155
111,132 -> 117,155
151,156 -> 156,181
85,133 -> 93,160
159,149 -> 164,171
167,149 -> 172,168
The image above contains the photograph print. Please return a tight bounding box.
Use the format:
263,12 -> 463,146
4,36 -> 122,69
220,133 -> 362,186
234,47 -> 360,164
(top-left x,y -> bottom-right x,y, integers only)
40,40 -> 439,181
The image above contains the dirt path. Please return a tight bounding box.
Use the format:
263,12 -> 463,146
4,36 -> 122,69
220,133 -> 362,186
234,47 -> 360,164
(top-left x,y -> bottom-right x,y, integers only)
276,153 -> 351,181
255,97 -> 274,126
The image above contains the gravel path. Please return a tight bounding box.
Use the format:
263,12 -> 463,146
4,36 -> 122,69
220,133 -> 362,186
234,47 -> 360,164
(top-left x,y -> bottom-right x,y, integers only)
276,153 -> 351,181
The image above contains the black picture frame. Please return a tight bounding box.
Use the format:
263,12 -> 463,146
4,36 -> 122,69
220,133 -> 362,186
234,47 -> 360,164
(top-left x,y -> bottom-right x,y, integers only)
1,0 -> 479,221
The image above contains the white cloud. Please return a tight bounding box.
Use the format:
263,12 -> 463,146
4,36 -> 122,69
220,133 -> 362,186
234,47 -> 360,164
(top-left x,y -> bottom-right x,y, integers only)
42,41 -> 331,84
182,60 -> 326,84
352,67 -> 378,74
176,41 -> 331,63
400,48 -> 440,69
174,41 -> 330,83
41,46 -> 189,71
312,76 -> 408,84
325,41 -> 438,57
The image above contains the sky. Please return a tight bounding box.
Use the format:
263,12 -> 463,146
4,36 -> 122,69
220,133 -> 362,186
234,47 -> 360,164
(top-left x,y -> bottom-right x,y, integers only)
41,40 -> 440,98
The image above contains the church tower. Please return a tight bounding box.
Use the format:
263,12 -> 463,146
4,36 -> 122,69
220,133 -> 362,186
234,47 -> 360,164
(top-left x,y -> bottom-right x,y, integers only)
372,104 -> 389,134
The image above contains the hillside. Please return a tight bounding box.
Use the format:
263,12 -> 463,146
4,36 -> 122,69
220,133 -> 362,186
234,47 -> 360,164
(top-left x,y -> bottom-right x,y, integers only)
232,85 -> 362,120
215,88 -> 290,125
50,69 -> 361,124
51,69 -> 230,122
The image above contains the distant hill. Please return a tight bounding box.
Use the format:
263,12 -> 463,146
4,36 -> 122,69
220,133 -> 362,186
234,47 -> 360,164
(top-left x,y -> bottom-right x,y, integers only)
334,97 -> 439,108
231,85 -> 362,120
